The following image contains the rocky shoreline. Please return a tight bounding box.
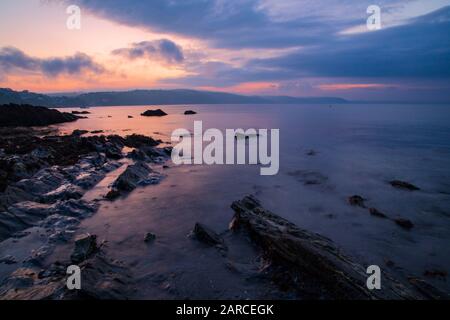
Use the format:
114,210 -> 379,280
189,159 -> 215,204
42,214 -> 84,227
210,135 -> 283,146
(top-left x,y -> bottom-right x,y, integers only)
0,121 -> 172,298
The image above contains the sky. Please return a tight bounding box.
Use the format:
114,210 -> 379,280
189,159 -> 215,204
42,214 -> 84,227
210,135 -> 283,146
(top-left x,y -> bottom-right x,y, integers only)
0,0 -> 449,102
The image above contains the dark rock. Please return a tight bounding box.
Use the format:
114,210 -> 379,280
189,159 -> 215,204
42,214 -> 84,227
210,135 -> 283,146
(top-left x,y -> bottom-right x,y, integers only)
231,195 -> 423,300
0,104 -> 78,127
128,115 -> 133,118
408,278 -> 449,300
71,233 -> 98,263
141,109 -> 167,117
306,149 -> 317,156
191,223 -> 225,249
71,111 -> 90,115
348,195 -> 366,208
389,180 -> 420,191
105,189 -> 121,200
90,130 -> 104,134
123,134 -> 159,148
112,162 -> 153,192
184,110 -> 197,115
424,270 -> 447,279
394,218 -> 414,230
288,170 -> 328,185
0,255 -> 17,265
144,232 -> 156,243
369,208 -> 388,218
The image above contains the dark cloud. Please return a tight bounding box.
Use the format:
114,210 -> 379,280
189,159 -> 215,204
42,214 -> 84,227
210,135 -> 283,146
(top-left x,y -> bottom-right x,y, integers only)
0,47 -> 104,77
112,39 -> 184,64
249,7 -> 450,78
68,0 -> 363,49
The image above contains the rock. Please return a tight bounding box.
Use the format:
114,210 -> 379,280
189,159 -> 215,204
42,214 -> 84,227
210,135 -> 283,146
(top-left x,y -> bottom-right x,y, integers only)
408,278 -> 449,300
124,134 -> 159,148
71,233 -> 98,263
0,104 -> 78,127
306,149 -> 317,156
0,255 -> 17,265
40,183 -> 84,203
348,195 -> 366,208
128,115 -> 133,118
287,170 -> 328,185
141,109 -> 167,117
424,270 -> 447,279
144,232 -> 156,243
105,189 -> 121,200
389,180 -> 420,191
184,110 -> 197,115
394,218 -> 414,230
230,195 -> 422,299
369,208 -> 388,218
71,111 -> 90,115
191,223 -> 225,249
112,162 -> 153,192
90,130 -> 103,134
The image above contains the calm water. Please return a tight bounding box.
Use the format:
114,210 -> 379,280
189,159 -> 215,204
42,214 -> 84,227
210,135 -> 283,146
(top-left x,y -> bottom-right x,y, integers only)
53,104 -> 450,298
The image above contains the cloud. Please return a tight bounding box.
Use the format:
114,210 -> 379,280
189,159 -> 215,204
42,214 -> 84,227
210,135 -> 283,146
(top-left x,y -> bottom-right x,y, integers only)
112,39 -> 184,64
249,6 -> 450,79
0,47 -> 104,77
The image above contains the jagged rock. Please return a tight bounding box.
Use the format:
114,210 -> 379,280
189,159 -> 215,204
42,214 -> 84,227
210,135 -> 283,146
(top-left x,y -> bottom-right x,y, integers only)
184,110 -> 197,115
141,109 -> 167,117
0,199 -> 98,242
40,183 -> 84,203
112,162 -> 153,192
71,233 -> 98,263
408,278 -> 449,300
348,195 -> 366,208
0,104 -> 78,127
0,255 -> 17,265
389,180 -> 420,191
394,218 -> 414,230
0,251 -> 133,300
230,195 -> 422,299
191,223 -> 225,249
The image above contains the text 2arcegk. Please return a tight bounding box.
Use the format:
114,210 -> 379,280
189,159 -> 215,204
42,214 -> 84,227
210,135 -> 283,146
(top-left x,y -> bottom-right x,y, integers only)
176,304 -> 274,317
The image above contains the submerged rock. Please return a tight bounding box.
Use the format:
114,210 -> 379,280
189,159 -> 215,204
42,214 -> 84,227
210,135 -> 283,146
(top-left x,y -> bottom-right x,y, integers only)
348,195 -> 366,208
141,109 -> 167,117
394,218 -> 414,230
369,207 -> 388,218
389,180 -> 420,191
184,110 -> 197,115
191,223 -> 225,249
71,233 -> 98,263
